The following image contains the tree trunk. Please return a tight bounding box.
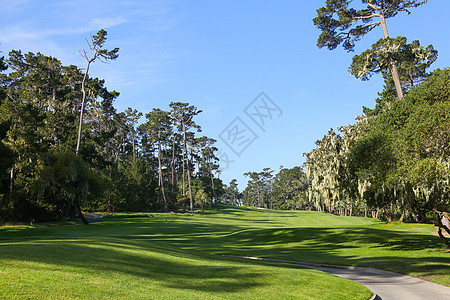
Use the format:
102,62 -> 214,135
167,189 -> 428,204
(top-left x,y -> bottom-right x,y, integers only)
171,135 -> 176,192
186,155 -> 193,212
107,165 -> 112,212
52,81 -> 57,109
399,210 -> 405,222
158,135 -> 168,212
437,227 -> 450,248
132,132 -> 136,161
386,211 -> 392,222
182,150 -> 185,196
257,189 -> 261,207
76,62 -> 91,155
183,123 -> 194,212
51,81 -> 59,146
75,199 -> 89,225
434,211 -> 450,248
182,159 -> 185,195
151,148 -> 156,181
9,167 -> 14,194
379,14 -> 404,99
210,170 -> 216,202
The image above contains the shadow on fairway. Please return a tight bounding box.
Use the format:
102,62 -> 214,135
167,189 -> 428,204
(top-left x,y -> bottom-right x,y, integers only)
207,227 -> 450,281
0,237 -> 262,294
1,212 -> 449,287
112,220 -> 449,283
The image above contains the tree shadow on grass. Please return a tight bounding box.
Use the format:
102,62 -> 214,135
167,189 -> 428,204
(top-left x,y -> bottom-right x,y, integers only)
0,238 -> 262,294
116,223 -> 449,284
204,227 -> 450,283
1,215 -> 449,287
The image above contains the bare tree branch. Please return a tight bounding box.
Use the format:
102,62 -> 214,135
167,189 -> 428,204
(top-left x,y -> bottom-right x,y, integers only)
354,14 -> 380,20
357,21 -> 382,29
367,2 -> 382,12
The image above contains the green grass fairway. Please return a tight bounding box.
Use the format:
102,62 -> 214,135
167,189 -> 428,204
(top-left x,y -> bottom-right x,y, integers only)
1,206 -> 448,299
178,206 -> 450,286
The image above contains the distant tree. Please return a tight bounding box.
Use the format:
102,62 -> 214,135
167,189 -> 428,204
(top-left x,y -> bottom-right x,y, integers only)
223,179 -> 240,205
0,100 -> 45,214
0,124 -> 14,213
170,102 -> 202,213
76,29 -> 119,155
197,136 -> 219,201
230,179 -> 239,205
124,108 -> 142,160
141,108 -> 172,211
195,188 -> 209,213
338,118 -> 370,217
304,129 -> 344,213
314,0 -> 428,98
243,168 -> 274,208
0,57 -> 15,215
271,166 -> 308,210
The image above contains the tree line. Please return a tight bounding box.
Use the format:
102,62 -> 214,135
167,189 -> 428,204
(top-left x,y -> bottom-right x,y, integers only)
0,30 -> 230,224
242,167 -> 308,210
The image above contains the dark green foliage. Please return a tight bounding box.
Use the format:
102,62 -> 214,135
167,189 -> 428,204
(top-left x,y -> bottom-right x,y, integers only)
405,68 -> 450,105
0,57 -> 13,195
243,168 -> 274,208
304,67 -> 450,245
35,152 -> 105,218
350,37 -> 437,84
242,167 -> 308,210
271,167 -> 309,210
220,179 -> 241,205
0,44 -> 220,221
314,0 -> 428,51
354,37 -> 437,116
348,69 -> 450,224
86,29 -> 119,62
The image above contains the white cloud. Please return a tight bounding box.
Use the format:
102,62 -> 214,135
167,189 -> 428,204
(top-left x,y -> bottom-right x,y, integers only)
0,0 -> 31,13
0,0 -> 184,99
0,15 -> 127,43
88,16 -> 128,31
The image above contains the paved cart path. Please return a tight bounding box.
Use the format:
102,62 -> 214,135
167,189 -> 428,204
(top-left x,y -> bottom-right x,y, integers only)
84,214 -> 103,223
225,256 -> 450,300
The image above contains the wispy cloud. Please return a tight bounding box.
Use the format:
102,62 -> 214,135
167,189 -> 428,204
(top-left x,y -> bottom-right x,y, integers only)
0,0 -> 184,92
0,16 -> 128,43
89,17 -> 128,31
0,0 -> 31,13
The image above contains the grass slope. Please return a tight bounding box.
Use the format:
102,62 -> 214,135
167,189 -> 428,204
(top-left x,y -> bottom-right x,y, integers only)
0,237 -> 369,299
176,206 -> 450,286
1,205 -> 448,299
103,206 -> 449,285
0,208 -> 373,300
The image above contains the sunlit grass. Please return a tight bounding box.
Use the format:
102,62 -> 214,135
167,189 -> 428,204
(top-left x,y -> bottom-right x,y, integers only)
1,205 -> 448,299
0,207 -> 375,299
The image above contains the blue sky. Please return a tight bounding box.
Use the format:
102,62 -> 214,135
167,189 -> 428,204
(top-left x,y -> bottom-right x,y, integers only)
1,0 -> 448,190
